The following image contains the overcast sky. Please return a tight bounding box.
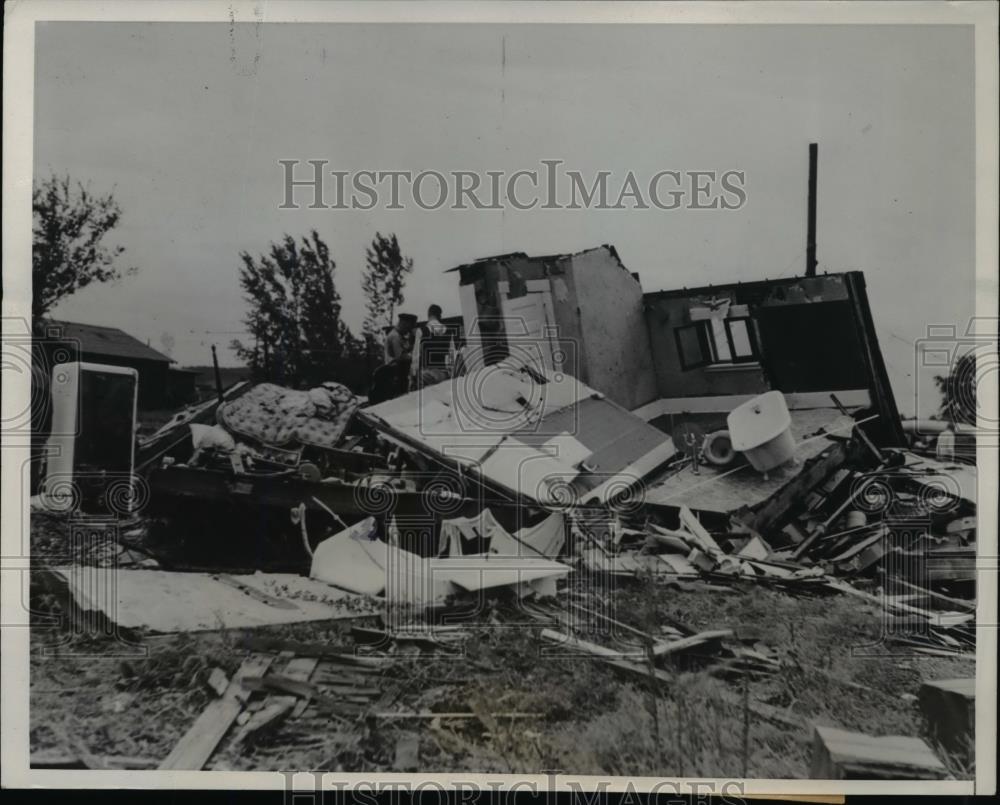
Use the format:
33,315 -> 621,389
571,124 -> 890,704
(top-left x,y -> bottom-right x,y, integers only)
34,22 -> 976,416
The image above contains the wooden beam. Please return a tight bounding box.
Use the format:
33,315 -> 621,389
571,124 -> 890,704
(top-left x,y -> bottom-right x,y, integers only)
233,656 -> 320,745
158,654 -> 273,770
736,442 -> 847,535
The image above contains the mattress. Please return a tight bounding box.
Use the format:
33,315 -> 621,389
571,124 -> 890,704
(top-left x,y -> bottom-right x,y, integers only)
217,382 -> 360,450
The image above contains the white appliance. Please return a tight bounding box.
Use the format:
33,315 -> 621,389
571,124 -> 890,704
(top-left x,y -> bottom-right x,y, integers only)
727,390 -> 796,473
42,361 -> 138,512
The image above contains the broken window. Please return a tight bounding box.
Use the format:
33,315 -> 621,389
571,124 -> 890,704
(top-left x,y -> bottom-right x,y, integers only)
674,316 -> 759,370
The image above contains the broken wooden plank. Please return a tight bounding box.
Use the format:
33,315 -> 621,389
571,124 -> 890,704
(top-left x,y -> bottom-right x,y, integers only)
809,725 -> 947,779
651,629 -> 732,659
239,673 -> 359,724
287,658 -> 322,718
542,628 -> 803,728
540,628 -> 674,687
830,393 -> 884,464
737,442 -> 848,534
241,673 -> 328,701
159,654 -> 273,770
887,577 -> 976,612
351,626 -> 449,652
238,635 -> 386,667
232,656 -> 320,745
678,505 -> 723,556
565,601 -> 654,641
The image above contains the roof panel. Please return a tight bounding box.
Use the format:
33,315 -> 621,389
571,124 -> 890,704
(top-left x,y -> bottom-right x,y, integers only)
45,319 -> 173,363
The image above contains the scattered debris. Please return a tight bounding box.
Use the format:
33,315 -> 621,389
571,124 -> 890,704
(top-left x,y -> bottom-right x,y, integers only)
33,307 -> 977,779
205,668 -> 229,698
310,515 -> 571,606
159,654 -> 274,770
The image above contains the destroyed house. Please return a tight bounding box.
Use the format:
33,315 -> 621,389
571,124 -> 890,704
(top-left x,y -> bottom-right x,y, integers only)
448,248 -> 903,448
448,246 -> 658,412
639,272 -> 905,447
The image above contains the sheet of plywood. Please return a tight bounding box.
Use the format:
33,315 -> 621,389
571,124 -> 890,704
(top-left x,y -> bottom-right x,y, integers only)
51,567 -> 374,633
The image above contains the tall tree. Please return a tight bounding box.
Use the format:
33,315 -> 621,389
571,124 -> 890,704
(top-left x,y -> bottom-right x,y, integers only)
231,231 -> 358,386
934,351 -> 977,426
361,232 -> 414,338
32,174 -> 136,318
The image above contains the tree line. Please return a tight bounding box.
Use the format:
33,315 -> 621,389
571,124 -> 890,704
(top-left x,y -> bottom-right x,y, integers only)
32,172 -> 415,392
30,171 -> 980,424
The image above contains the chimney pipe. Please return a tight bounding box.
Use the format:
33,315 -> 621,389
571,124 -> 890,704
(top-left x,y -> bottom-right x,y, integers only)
806,143 -> 818,277
211,344 -> 224,404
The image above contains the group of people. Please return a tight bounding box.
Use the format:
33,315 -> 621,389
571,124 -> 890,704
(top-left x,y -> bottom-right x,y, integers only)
370,304 -> 463,403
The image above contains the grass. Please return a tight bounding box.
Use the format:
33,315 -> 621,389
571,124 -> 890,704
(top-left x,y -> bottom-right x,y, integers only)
28,514 -> 975,777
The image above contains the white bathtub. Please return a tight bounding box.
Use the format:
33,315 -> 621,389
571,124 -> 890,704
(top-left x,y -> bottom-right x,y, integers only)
726,390 -> 796,473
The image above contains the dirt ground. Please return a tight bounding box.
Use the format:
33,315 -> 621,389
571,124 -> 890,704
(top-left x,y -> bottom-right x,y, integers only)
28,511 -> 975,778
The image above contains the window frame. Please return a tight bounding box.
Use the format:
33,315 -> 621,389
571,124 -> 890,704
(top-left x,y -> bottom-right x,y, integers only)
674,315 -> 761,371
722,316 -> 760,364
674,320 -> 715,370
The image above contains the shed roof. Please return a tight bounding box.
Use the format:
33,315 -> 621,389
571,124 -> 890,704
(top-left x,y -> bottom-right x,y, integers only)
44,319 -> 173,364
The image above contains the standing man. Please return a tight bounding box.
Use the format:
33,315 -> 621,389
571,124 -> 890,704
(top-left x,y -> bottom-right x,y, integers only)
384,312 -> 416,368
370,312 -> 415,402
411,304 -> 454,389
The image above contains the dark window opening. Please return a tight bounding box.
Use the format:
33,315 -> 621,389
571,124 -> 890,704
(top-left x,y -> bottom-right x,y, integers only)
675,321 -> 713,370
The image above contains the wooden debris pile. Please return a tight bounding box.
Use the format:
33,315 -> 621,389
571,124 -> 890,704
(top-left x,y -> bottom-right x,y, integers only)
576,440 -> 976,657
521,595 -> 780,682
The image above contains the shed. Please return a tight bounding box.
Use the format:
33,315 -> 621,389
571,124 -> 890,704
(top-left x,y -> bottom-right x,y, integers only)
36,319 -> 178,409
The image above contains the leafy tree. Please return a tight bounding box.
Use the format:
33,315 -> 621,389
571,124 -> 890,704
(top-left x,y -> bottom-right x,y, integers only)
361,232 -> 414,339
32,174 -> 136,318
231,231 -> 358,386
934,351 -> 977,426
